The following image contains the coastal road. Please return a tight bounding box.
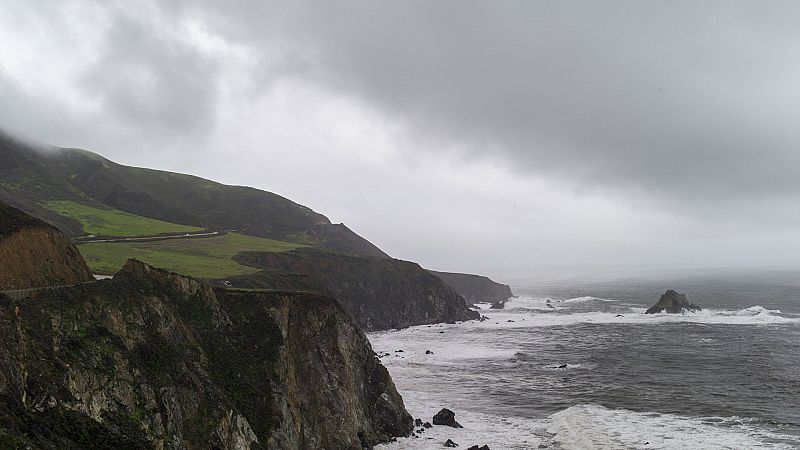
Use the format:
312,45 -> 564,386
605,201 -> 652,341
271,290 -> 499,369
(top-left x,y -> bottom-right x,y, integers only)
74,230 -> 224,244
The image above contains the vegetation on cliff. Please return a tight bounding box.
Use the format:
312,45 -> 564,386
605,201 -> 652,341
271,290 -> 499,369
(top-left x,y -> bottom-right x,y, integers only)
79,232 -> 303,278
42,200 -> 202,237
0,132 -> 387,258
229,248 -> 480,331
0,260 -> 412,448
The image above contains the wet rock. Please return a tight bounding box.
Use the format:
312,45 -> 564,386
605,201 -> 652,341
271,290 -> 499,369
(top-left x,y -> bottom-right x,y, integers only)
615,314 -> 624,317
506,319 -> 515,323
556,364 -> 567,369
467,446 -> 491,450
415,418 -> 423,427
444,438 -> 459,447
395,349 -> 404,352
433,408 -> 463,428
426,350 -> 434,354
645,290 -> 701,314
423,422 -> 433,428
479,315 -> 489,322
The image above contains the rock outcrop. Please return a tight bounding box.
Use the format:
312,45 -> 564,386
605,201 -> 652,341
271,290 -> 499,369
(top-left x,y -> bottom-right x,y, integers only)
645,290 -> 701,314
230,249 -> 480,331
428,270 -> 513,308
0,201 -> 93,290
0,260 -> 413,448
432,408 -> 463,428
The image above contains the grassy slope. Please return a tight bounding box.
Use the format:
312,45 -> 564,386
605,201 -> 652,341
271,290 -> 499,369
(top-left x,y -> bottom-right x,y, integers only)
1,134 -> 388,258
78,232 -> 303,278
43,200 -> 202,237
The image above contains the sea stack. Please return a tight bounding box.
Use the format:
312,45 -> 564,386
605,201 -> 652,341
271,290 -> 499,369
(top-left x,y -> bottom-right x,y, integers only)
645,290 -> 701,314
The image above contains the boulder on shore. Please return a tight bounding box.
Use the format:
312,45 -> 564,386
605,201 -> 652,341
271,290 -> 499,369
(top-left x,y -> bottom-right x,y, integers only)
433,408 -> 463,428
645,290 -> 701,314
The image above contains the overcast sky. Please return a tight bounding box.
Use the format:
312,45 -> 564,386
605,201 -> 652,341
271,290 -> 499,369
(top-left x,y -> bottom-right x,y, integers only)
2,1 -> 800,278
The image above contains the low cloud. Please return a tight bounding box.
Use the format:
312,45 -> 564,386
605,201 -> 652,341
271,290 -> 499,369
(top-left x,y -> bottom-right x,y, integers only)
3,1 -> 800,273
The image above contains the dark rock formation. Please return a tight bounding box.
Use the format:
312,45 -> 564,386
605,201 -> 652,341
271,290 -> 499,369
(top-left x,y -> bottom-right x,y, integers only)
645,290 -> 702,314
0,201 -> 93,290
445,438 -> 459,447
428,270 -> 513,308
230,248 -> 480,331
424,422 -> 433,428
433,408 -> 463,428
467,446 -> 491,450
0,259 -> 412,448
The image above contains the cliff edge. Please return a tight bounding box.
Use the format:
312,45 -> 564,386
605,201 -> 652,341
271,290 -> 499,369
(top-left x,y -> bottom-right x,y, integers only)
0,260 -> 412,448
0,201 -> 93,290
231,249 -> 480,331
428,270 -> 514,308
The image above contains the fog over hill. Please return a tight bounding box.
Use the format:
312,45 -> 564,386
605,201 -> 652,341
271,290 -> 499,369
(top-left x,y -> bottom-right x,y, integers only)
3,1 -> 800,275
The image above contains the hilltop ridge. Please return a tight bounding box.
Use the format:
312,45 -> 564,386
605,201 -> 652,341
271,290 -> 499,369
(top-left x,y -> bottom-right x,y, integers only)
0,131 -> 387,258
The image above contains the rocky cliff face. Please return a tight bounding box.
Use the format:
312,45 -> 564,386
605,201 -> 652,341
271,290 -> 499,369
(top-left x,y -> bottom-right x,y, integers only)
230,249 -> 480,331
0,260 -> 412,449
645,290 -> 701,314
0,202 -> 93,290
428,271 -> 514,308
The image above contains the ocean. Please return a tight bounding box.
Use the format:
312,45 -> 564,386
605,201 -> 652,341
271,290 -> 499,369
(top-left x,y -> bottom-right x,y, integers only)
370,268 -> 800,449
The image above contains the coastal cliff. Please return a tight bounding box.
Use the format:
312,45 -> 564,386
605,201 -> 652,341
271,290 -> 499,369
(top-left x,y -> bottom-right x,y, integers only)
0,202 -> 93,290
428,270 -> 513,308
231,249 -> 480,331
0,260 -> 412,448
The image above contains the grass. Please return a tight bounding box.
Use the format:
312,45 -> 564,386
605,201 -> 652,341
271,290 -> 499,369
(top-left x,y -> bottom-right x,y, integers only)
42,200 -> 202,237
77,232 -> 303,279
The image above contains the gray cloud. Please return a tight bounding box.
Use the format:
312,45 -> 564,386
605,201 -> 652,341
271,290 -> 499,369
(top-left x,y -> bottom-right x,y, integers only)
80,9 -> 219,138
179,1 -> 800,212
4,1 -> 800,273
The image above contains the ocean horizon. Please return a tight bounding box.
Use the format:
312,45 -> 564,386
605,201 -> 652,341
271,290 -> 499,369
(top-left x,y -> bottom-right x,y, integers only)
372,269 -> 800,449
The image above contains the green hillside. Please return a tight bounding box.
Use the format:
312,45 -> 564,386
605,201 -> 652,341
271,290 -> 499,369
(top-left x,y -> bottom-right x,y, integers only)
79,232 -> 303,278
0,131 -> 388,258
43,200 -> 202,237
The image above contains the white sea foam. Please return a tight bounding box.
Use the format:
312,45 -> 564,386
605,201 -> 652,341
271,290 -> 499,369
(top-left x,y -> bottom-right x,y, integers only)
543,404 -> 799,449
371,294 -> 800,449
376,399 -> 800,449
561,295 -> 615,303
726,305 -> 783,316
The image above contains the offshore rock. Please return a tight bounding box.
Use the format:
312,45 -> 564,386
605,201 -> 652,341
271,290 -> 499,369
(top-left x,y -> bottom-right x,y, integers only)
433,408 -> 463,428
645,290 -> 702,314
